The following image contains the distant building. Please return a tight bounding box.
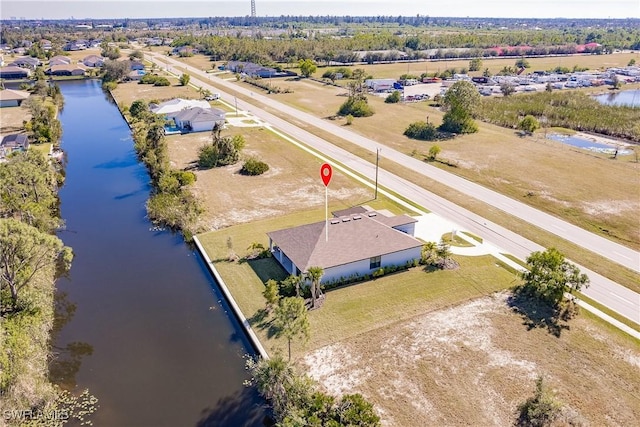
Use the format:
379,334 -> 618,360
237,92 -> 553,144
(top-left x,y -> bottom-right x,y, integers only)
0,66 -> 31,79
171,107 -> 226,133
150,98 -> 211,116
0,88 -> 30,107
268,210 -> 422,284
0,134 -> 29,159
82,54 -> 104,67
9,56 -> 40,69
46,64 -> 87,76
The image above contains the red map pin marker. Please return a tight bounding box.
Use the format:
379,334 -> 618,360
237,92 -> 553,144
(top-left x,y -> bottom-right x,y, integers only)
320,163 -> 332,187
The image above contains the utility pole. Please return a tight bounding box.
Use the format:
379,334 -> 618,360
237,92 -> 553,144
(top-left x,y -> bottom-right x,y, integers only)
374,148 -> 381,199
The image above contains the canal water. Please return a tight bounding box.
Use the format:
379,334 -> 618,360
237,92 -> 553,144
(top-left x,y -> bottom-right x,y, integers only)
52,80 -> 265,426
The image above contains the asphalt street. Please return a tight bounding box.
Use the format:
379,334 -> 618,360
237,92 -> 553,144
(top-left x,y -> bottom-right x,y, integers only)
147,53 -> 640,324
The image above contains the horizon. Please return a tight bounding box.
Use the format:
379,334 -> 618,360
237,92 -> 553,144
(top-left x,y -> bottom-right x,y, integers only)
1,1 -> 639,21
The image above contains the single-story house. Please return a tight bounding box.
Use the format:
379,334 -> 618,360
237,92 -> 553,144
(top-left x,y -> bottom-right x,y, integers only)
82,54 -> 104,67
63,41 -> 87,51
150,98 -> 211,116
49,55 -> 71,65
0,89 -> 30,107
130,60 -> 145,71
127,70 -> 146,81
267,210 -> 422,284
0,66 -> 31,79
10,56 -> 40,69
0,134 -> 29,156
40,39 -> 52,51
225,61 -> 295,79
46,64 -> 87,76
171,107 -> 226,133
49,58 -> 72,67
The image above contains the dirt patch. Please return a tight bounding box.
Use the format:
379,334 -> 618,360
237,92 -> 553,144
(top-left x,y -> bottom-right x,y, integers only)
303,293 -> 640,426
581,199 -> 640,217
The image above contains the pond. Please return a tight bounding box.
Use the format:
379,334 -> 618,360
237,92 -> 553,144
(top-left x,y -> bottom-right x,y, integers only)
546,133 -> 632,155
594,89 -> 640,108
53,79 -> 265,426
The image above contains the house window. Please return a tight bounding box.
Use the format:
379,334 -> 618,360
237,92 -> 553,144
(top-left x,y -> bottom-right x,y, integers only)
370,255 -> 381,269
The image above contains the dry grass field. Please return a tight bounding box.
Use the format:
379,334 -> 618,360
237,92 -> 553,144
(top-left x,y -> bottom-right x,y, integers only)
258,79 -> 640,253
110,78 -> 199,107
0,104 -> 30,135
303,293 -> 640,427
166,126 -> 372,230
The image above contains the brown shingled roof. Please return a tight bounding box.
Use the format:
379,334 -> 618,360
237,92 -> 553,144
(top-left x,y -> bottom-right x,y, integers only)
267,214 -> 422,272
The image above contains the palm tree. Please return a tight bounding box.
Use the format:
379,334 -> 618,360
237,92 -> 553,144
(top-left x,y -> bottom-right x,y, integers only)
306,266 -> 324,309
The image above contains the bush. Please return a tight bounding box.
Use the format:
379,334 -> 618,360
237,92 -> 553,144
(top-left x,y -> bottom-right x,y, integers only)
241,157 -> 270,175
404,121 -> 440,141
338,96 -> 374,117
385,90 -> 401,104
345,114 -> 354,125
153,77 -> 171,86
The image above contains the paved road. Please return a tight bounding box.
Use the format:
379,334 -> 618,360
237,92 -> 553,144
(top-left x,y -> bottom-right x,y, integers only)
148,53 -> 640,324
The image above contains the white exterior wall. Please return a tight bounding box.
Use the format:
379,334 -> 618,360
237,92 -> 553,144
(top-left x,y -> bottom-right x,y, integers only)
191,120 -> 216,133
381,247 -> 422,268
321,246 -> 422,284
393,223 -> 416,236
323,259 -> 371,284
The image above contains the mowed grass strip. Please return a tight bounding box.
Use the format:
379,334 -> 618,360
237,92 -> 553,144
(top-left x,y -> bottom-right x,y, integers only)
198,213 -> 519,359
213,83 -> 640,292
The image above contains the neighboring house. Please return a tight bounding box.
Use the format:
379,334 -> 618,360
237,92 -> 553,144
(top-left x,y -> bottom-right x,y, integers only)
82,54 -> 104,67
0,66 -> 31,79
171,107 -> 226,133
226,61 -> 280,78
49,58 -> 72,67
63,41 -> 87,51
0,89 -> 30,107
49,55 -> 72,65
267,210 -> 423,284
150,98 -> 211,115
127,70 -> 146,81
46,64 -> 87,76
10,56 -> 41,69
12,47 -> 26,55
40,39 -> 52,51
0,134 -> 29,157
130,60 -> 145,71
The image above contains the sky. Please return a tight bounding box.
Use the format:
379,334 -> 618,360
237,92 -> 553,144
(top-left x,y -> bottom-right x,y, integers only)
0,0 -> 639,20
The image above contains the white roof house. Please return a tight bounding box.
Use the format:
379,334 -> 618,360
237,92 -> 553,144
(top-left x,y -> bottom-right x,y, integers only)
172,107 -> 226,133
150,98 -> 211,116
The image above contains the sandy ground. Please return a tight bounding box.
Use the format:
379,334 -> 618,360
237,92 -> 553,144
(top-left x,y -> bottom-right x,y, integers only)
303,293 -> 640,426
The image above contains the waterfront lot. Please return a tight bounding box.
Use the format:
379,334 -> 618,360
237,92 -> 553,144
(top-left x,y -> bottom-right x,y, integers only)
110,77 -> 199,106
165,126 -> 375,230
0,104 -> 30,134
198,216 -> 640,426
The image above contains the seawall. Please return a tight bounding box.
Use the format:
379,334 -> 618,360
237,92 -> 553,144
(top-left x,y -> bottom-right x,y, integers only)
193,236 -> 270,360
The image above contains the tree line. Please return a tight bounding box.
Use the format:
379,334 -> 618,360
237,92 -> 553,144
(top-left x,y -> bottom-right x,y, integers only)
0,93 -> 98,421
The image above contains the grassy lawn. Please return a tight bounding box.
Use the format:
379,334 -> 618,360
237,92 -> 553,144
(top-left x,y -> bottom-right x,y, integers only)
216,77 -> 640,281
197,212 -> 519,359
111,78 -> 198,107
0,105 -> 30,134
172,53 -> 218,71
